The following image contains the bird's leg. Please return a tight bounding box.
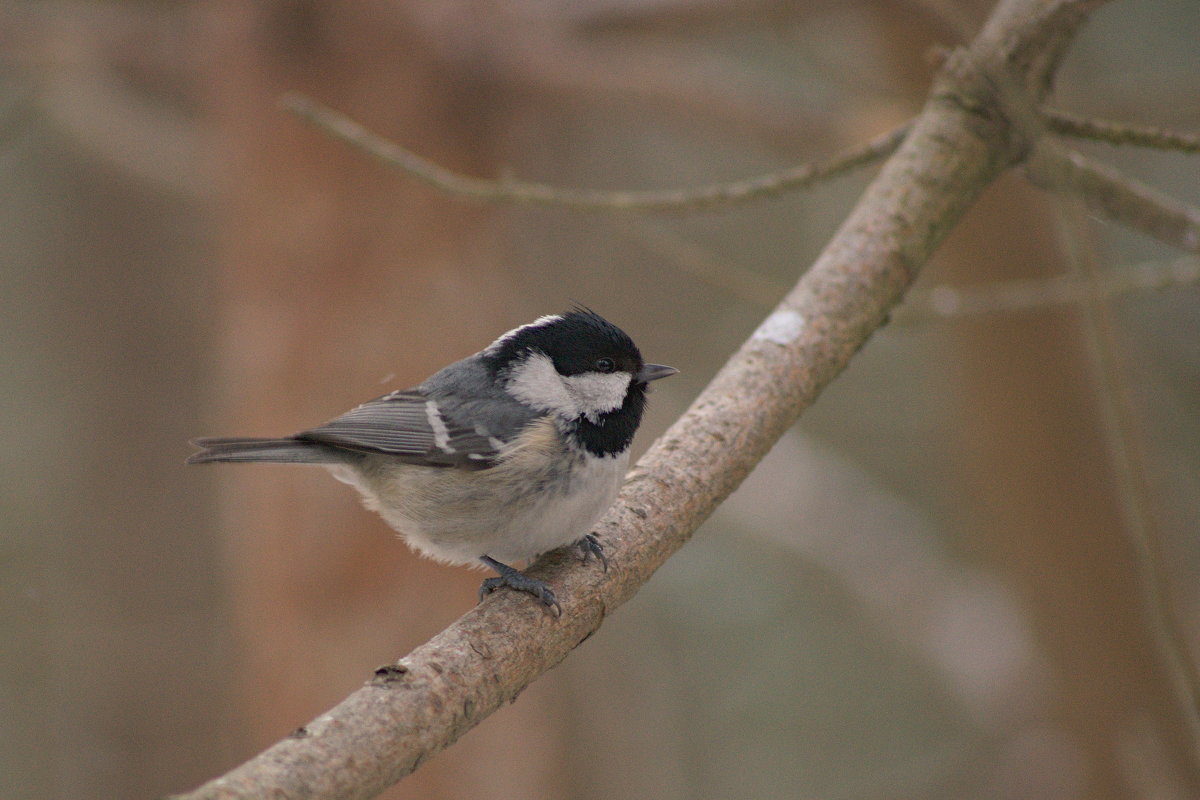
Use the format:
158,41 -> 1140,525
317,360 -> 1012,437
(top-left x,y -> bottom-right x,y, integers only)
479,555 -> 561,616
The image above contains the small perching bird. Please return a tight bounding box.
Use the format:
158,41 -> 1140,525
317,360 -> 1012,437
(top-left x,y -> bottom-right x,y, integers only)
188,308 -> 676,613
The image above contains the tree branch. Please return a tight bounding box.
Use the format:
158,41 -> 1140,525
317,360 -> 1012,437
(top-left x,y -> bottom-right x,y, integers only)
173,1 -> 1118,797
281,92 -> 909,211
902,255 -> 1200,319
626,219 -> 1200,317
632,214 -> 1200,317
1044,108 -> 1200,153
1026,142 -> 1200,252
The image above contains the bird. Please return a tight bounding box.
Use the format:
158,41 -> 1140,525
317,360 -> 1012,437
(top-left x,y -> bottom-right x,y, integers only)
187,308 -> 676,614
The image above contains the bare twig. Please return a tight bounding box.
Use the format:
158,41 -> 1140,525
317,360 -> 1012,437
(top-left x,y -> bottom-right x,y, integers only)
1026,142 -> 1200,252
172,1 -> 1128,798
627,218 -> 1200,317
281,92 -> 909,212
1045,108 -> 1200,153
901,256 -> 1200,319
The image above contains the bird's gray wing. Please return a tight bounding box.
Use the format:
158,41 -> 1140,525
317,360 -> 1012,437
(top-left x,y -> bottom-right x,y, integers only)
297,389 -> 505,468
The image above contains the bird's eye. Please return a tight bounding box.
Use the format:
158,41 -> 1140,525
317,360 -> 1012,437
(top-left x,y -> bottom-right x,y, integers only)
594,357 -> 616,373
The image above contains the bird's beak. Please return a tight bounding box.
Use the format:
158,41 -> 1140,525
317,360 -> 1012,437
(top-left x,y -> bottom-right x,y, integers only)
636,363 -> 679,384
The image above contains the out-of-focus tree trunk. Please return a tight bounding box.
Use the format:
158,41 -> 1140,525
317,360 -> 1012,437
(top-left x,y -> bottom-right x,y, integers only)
940,176 -> 1200,798
868,3 -> 1200,793
198,4 -> 567,797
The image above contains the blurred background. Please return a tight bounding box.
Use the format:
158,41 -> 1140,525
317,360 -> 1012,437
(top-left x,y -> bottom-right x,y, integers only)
3,1 -> 1199,798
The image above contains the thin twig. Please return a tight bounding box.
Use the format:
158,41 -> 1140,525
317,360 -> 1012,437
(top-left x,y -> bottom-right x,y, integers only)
281,92 -> 909,212
627,217 -> 1200,317
902,256 -> 1200,319
1045,108 -> 1200,153
1025,142 -> 1200,252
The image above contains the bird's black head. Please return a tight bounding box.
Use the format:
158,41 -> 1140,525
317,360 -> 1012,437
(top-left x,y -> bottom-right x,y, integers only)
485,308 -> 644,378
487,309 -> 675,456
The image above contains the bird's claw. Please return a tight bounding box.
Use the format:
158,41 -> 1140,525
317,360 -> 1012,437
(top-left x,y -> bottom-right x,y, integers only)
577,533 -> 609,572
479,556 -> 561,616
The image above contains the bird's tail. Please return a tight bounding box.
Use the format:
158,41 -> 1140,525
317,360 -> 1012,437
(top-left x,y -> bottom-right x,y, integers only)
186,437 -> 345,465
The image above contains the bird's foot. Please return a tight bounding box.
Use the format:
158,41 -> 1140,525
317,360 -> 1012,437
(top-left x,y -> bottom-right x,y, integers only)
576,534 -> 609,572
479,556 -> 561,616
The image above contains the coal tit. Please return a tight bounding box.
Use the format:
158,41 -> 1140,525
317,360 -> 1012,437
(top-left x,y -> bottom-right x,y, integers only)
188,309 -> 676,613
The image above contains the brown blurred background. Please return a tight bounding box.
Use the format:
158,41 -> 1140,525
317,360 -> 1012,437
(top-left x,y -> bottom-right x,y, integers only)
3,1 -> 1199,798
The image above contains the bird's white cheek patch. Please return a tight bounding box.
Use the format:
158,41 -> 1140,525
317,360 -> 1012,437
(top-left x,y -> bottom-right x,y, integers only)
505,352 -> 577,417
504,352 -> 632,422
563,372 -> 632,421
